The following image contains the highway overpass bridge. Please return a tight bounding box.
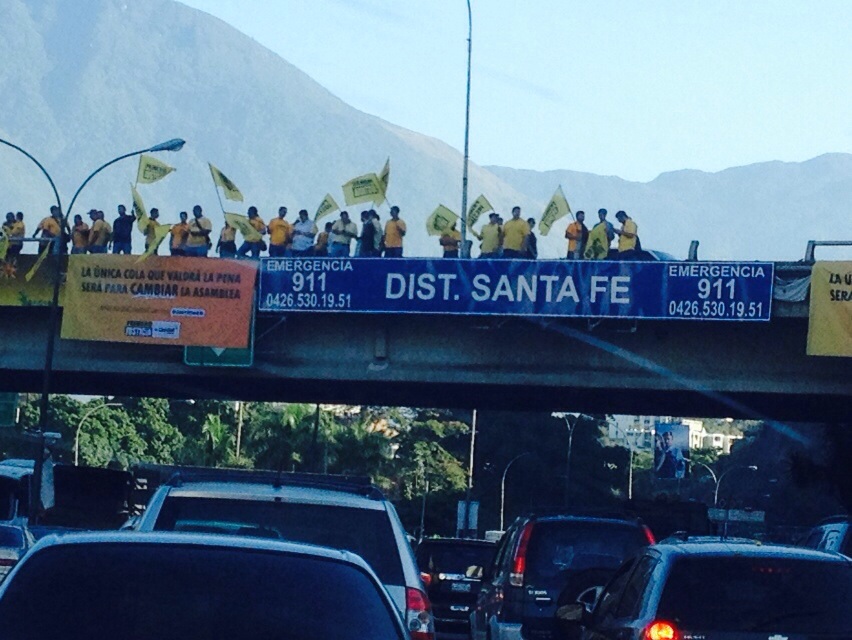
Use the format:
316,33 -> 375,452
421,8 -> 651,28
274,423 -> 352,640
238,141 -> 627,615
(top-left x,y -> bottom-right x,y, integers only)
0,263 -> 849,421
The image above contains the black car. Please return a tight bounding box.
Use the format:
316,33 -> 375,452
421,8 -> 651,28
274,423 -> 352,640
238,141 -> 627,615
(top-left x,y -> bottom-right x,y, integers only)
558,538 -> 852,640
471,514 -> 654,640
416,537 -> 496,636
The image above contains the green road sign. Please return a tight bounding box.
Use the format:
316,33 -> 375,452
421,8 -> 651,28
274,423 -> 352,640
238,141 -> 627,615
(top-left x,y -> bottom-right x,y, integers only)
184,345 -> 253,367
0,394 -> 19,427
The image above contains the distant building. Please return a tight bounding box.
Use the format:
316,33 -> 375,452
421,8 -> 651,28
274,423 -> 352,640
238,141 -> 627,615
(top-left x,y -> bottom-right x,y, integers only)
611,415 -> 742,454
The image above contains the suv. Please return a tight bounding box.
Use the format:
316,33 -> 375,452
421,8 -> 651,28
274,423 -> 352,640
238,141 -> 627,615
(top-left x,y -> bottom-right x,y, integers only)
802,515 -> 852,556
471,514 -> 654,640
416,537 -> 496,635
559,539 -> 852,639
132,467 -> 434,640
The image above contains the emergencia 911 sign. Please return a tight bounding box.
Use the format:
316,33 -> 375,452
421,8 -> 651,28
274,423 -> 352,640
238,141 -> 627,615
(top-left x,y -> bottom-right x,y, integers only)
258,258 -> 774,321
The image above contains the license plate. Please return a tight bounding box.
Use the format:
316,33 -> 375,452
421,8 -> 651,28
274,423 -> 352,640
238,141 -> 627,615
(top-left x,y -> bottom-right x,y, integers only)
450,582 -> 472,592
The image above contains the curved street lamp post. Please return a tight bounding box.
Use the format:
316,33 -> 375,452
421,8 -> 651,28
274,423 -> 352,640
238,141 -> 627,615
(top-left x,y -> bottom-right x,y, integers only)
1,137 -> 185,521
500,452 -> 532,531
74,403 -> 121,466
459,0 -> 473,258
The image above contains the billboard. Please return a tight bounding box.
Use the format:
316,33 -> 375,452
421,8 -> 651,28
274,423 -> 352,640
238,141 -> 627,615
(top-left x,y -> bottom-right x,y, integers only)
258,258 -> 774,321
807,261 -> 852,358
0,254 -> 63,307
60,255 -> 256,347
654,422 -> 690,480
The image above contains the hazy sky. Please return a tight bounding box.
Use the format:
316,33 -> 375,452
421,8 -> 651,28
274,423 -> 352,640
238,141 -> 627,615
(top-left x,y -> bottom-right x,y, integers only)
181,0 -> 850,182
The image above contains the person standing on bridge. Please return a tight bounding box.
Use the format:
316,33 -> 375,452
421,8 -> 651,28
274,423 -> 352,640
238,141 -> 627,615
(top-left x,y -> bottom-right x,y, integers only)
565,210 -> 588,259
34,206 -> 62,254
8,213 -> 25,257
330,211 -> 358,257
473,212 -> 502,258
501,206 -> 530,259
291,209 -> 317,257
614,210 -> 639,259
217,220 -> 237,258
314,221 -> 332,256
71,214 -> 89,255
169,211 -> 189,256
584,208 -> 615,259
237,206 -> 267,258
185,205 -> 213,257
144,208 -> 162,255
440,221 -> 461,258
267,206 -> 291,257
111,204 -> 135,255
383,206 -> 406,257
524,217 -> 538,259
87,210 -> 111,254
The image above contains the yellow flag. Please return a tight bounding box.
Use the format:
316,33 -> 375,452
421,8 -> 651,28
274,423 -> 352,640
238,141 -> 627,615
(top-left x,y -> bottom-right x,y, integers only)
136,154 -> 175,185
584,222 -> 611,260
807,261 -> 852,357
136,224 -> 173,262
467,194 -> 493,229
132,184 -> 150,234
209,163 -> 244,202
539,186 -> 572,237
315,193 -> 340,222
25,243 -> 51,282
341,173 -> 383,206
375,158 -> 390,205
425,205 -> 459,237
0,230 -> 8,262
224,212 -> 262,242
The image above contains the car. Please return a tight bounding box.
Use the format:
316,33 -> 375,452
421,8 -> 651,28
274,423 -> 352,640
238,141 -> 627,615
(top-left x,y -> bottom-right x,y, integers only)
416,537 -> 497,636
0,523 -> 34,582
131,467 -> 434,639
471,514 -> 654,640
557,538 -> 852,640
0,531 -> 408,640
802,515 -> 852,556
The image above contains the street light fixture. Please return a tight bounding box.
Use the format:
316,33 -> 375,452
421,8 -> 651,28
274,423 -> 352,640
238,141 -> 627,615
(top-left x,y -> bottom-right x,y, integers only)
500,452 -> 531,531
74,403 -> 121,466
552,412 -> 584,504
693,462 -> 758,507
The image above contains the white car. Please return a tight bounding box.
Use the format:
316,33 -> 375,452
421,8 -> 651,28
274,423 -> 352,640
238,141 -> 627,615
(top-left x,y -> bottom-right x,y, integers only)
131,467 -> 434,640
0,524 -> 35,582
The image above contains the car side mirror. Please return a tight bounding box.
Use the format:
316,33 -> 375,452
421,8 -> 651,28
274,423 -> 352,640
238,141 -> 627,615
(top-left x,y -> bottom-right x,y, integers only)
465,564 -> 484,579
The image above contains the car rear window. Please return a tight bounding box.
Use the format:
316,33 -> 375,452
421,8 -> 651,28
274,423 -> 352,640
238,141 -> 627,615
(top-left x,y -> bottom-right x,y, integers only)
657,556 -> 852,633
525,521 -> 648,581
153,496 -> 405,585
0,526 -> 23,548
417,543 -> 495,575
0,542 -> 403,640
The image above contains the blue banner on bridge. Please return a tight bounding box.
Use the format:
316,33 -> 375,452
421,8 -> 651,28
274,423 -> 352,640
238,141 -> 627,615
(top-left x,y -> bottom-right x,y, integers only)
258,258 -> 774,321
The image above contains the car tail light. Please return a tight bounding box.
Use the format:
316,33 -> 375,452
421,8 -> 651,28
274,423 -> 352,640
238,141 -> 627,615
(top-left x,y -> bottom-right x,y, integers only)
642,525 -> 656,545
509,522 -> 534,587
645,620 -> 680,640
420,571 -> 432,587
406,587 -> 435,640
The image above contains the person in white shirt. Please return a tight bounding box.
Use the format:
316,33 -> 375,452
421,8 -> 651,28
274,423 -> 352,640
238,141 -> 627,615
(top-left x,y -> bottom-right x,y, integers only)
291,209 -> 318,256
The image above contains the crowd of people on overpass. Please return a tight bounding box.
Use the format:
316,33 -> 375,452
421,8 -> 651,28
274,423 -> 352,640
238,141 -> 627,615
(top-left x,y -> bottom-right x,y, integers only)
2,203 -> 640,260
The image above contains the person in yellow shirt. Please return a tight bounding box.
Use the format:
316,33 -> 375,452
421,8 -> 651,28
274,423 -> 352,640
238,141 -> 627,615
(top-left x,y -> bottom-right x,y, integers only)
267,206 -> 291,257
236,206 -> 266,258
217,221 -> 237,258
185,205 -> 213,257
4,212 -> 24,258
565,210 -> 588,259
501,206 -> 530,258
169,211 -> 190,256
87,210 -> 111,254
439,222 -> 461,258
144,208 -> 161,255
383,206 -> 406,257
71,214 -> 89,254
473,212 -> 502,258
34,206 -> 62,253
614,210 -> 639,259
314,222 -> 332,256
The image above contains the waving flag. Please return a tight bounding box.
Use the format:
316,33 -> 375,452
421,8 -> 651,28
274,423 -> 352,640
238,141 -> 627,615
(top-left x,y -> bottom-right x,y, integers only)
136,224 -> 173,262
136,154 -> 175,185
209,163 -> 244,202
342,173 -> 383,206
315,193 -> 340,222
425,205 -> 459,236
224,212 -> 262,242
539,186 -> 572,237
467,194 -> 493,229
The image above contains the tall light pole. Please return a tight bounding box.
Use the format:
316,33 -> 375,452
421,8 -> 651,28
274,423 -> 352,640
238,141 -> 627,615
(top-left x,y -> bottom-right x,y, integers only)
459,0 -> 473,258
714,465 -> 758,508
1,137 -> 186,522
500,452 -> 531,531
462,409 -> 477,538
74,402 -> 120,466
552,412 -> 584,505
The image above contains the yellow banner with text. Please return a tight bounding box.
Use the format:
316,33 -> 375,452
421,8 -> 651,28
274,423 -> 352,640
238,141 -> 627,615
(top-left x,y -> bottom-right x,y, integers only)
807,261 -> 852,357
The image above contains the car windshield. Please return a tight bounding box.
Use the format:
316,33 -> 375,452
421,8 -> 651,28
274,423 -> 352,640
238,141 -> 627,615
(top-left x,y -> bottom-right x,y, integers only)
657,556 -> 852,633
525,521 -> 647,581
0,526 -> 23,548
0,542 -> 403,640
152,496 -> 405,585
417,542 -> 495,576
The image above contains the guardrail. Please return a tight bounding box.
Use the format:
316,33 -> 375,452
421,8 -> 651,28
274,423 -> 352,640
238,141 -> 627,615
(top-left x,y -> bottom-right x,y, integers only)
805,240 -> 852,263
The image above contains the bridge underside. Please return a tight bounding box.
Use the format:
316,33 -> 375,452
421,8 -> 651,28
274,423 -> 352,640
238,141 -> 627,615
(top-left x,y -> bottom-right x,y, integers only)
2,307 -> 849,421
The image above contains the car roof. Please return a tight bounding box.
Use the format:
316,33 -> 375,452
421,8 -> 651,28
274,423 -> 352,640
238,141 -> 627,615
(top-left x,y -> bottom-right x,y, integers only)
165,481 -> 387,511
651,539 -> 852,563
418,537 -> 496,547
30,530 -> 377,570
526,514 -> 645,528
